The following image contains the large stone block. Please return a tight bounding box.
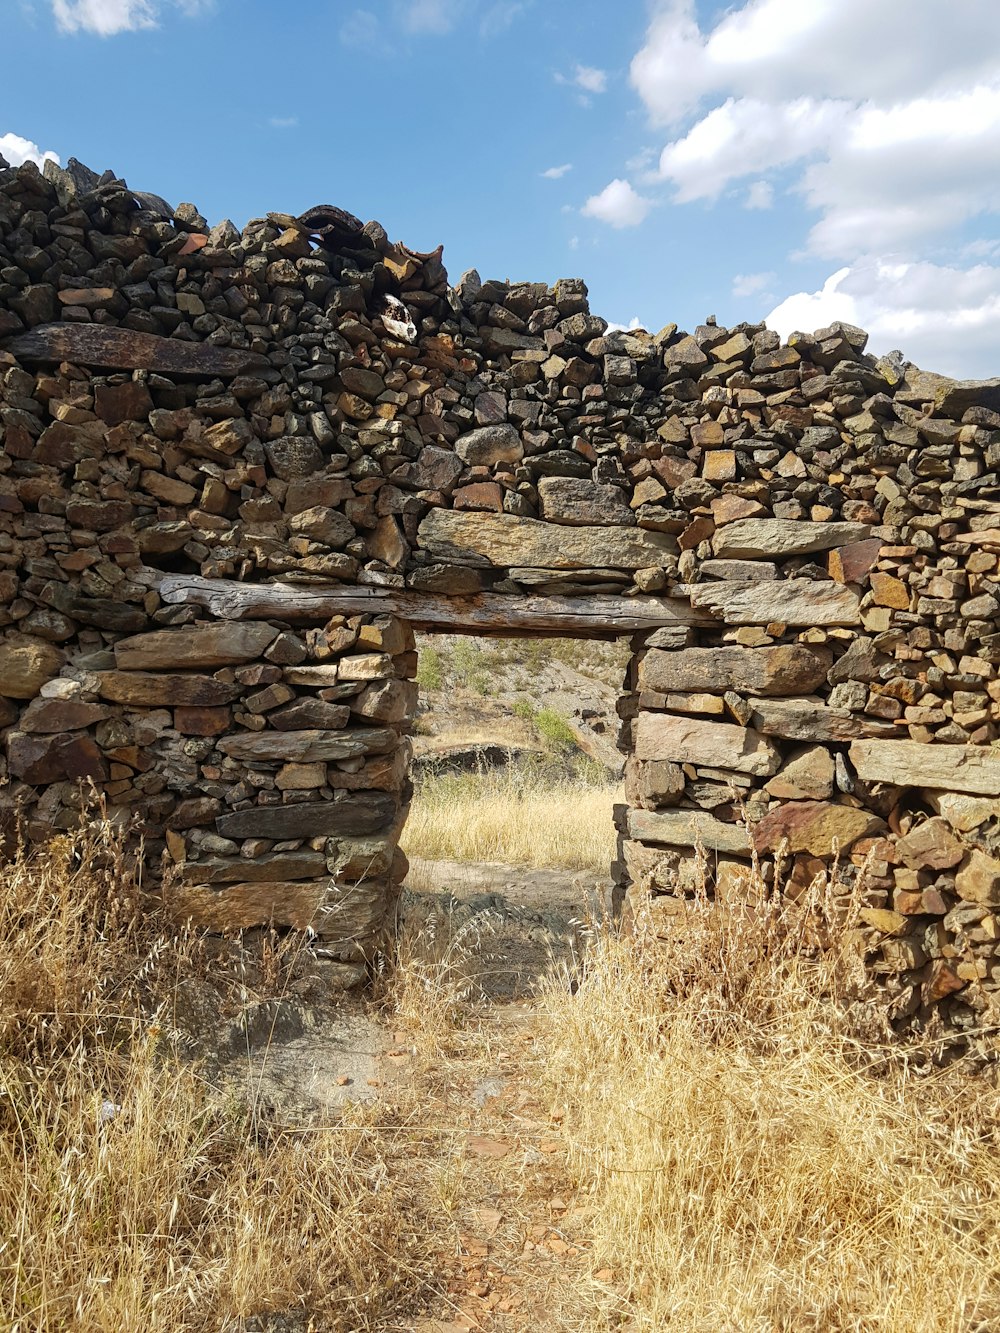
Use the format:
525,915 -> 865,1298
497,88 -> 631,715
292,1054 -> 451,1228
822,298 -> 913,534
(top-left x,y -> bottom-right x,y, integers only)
170,875 -> 392,947
635,713 -> 781,776
748,698 -> 897,742
849,740 -> 1000,796
95,672 -> 241,706
711,519 -> 872,559
217,727 -> 397,761
687,580 -> 861,626
627,807 -> 752,854
6,731 -> 109,784
752,801 -> 886,856
638,645 -> 829,697
537,477 -> 634,526
0,636 -> 67,699
215,793 -> 397,839
114,622 -> 278,670
417,509 -> 677,570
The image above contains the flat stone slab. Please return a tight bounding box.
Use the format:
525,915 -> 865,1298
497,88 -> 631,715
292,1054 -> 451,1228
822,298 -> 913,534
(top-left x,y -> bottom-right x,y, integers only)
627,807 -> 752,855
638,644 -> 829,697
711,519 -> 872,559
849,739 -> 1000,795
417,509 -> 677,570
95,671 -> 241,706
748,698 -> 898,741
215,794 -> 396,840
686,579 -> 862,626
635,712 -> 781,776
114,622 -> 278,670
217,727 -> 397,761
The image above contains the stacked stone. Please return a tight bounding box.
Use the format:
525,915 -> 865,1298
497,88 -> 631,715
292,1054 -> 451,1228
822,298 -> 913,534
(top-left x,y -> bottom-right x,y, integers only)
2,607 -> 413,956
3,152 -> 1000,1025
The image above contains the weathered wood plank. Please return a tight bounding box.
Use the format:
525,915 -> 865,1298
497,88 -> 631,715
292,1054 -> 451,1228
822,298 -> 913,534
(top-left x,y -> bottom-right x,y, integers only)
3,323 -> 266,376
158,574 -> 714,637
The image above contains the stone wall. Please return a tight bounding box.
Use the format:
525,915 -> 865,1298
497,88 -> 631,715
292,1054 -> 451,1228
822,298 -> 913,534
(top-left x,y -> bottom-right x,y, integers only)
3,154 -> 1000,1028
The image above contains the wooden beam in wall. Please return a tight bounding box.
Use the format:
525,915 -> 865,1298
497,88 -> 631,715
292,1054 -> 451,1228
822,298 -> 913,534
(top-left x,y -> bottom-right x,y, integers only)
3,324 -> 267,376
158,574 -> 714,638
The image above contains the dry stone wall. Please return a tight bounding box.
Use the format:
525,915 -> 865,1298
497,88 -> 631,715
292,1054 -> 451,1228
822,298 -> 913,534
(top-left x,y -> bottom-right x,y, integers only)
3,154 -> 1000,1027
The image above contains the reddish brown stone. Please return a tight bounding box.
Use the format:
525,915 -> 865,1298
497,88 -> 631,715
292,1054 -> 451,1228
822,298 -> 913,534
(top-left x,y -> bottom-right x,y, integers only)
752,801 -> 886,857
454,482 -> 504,512
895,818 -> 965,870
6,732 -> 109,784
924,960 -> 966,1003
19,698 -> 112,733
173,705 -> 231,736
832,538 -> 885,586
651,456 -> 696,488
678,516 -> 715,551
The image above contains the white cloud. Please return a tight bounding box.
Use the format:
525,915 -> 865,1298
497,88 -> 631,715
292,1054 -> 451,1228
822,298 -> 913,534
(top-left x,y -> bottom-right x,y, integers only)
732,271 -> 774,299
398,0 -> 465,34
582,178 -> 651,229
766,258 -> 1000,378
52,0 -> 156,33
50,0 -> 209,33
630,0 -> 1000,127
479,1 -> 529,37
658,95 -> 850,204
574,64 -> 607,95
616,0 -> 1000,376
269,116 -> 298,129
634,3 -> 1000,264
0,132 -> 60,169
541,163 -> 572,180
556,64 -> 609,98
606,316 -> 645,332
745,180 -> 773,210
340,8 -> 378,46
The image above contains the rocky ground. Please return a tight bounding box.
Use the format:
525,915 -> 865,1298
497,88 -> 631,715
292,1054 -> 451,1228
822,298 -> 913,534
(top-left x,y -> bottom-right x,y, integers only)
411,632 -> 628,775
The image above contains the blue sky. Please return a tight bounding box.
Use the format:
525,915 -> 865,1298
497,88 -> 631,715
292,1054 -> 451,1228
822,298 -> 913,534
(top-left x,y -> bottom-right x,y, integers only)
5,0 -> 1000,376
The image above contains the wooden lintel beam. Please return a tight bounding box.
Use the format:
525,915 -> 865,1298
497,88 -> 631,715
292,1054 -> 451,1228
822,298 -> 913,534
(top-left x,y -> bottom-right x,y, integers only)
158,574 -> 712,638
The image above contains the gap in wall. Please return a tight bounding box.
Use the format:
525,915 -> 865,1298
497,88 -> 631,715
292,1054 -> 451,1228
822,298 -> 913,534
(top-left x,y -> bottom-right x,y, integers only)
397,633 -> 629,1003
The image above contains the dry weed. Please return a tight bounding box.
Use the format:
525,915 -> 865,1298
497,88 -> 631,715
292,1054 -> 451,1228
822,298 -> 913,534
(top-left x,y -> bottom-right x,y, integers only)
401,762 -> 619,873
0,814 -> 437,1332
538,864 -> 1000,1331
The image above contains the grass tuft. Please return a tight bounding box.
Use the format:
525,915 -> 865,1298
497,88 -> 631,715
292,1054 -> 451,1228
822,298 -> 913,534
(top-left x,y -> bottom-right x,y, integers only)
538,865 -> 1000,1331
0,813 -> 435,1331
401,759 -> 620,873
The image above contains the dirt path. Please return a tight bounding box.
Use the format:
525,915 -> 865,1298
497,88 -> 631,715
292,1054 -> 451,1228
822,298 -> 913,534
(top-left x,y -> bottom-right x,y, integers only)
390,860 -> 619,1331
205,861 -> 622,1331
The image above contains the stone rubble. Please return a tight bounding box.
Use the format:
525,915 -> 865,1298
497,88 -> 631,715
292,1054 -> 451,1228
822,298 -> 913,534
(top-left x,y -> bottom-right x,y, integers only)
3,154 -> 1000,1028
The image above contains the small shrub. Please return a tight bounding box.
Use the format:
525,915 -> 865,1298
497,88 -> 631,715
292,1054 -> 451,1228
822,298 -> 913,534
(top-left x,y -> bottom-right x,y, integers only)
534,707 -> 578,752
416,645 -> 444,691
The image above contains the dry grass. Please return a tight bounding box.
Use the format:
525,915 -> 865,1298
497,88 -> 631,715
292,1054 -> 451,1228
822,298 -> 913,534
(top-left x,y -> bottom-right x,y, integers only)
11,793 -> 1000,1332
538,866 -> 1000,1332
0,814 -> 438,1332
401,762 -> 620,873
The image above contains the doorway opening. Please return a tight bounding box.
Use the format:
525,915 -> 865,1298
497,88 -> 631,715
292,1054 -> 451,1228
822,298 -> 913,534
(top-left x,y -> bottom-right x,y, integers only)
397,632 -> 630,1003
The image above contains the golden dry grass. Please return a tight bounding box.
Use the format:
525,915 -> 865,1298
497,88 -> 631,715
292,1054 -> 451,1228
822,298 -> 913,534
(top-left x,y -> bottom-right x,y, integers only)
0,816 -> 438,1332
401,763 -> 620,873
538,869 -> 1000,1332
9,797 -> 1000,1332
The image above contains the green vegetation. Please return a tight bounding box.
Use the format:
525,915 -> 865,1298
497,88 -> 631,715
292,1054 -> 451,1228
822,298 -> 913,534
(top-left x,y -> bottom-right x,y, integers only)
415,645 -> 443,691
